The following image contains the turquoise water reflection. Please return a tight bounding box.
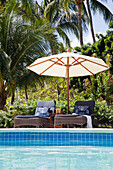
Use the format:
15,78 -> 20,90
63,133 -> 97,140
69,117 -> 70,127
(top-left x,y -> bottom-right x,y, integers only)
0,146 -> 113,170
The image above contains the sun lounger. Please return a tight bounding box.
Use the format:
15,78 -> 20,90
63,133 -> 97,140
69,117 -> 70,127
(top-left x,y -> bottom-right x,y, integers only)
14,100 -> 56,128
54,100 -> 98,128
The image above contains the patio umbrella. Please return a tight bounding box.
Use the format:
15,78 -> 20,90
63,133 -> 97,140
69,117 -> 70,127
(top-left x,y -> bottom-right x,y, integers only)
27,50 -> 109,114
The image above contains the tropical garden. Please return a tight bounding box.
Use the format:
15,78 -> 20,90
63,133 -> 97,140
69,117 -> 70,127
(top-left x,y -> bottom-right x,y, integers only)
0,0 -> 113,128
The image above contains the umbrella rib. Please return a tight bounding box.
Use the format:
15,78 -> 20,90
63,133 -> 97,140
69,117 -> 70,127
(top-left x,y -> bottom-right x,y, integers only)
29,57 -> 65,68
72,57 -> 94,74
49,57 -> 65,66
72,57 -> 80,65
72,57 -> 89,68
56,57 -> 65,65
28,57 -> 59,68
72,56 -> 108,68
79,63 -> 94,75
40,57 -> 63,75
79,57 -> 108,68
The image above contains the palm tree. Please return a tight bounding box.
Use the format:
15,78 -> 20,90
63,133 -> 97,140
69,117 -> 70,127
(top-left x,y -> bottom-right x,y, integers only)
62,0 -> 113,46
63,0 -> 88,46
37,0 -> 80,52
70,0 -> 113,45
85,0 -> 113,43
47,0 -> 88,47
75,0 -> 85,46
0,0 -> 57,109
86,0 -> 95,43
0,50 -> 10,109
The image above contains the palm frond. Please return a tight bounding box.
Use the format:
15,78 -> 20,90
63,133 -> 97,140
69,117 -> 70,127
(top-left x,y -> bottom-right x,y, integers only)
56,27 -> 71,48
91,0 -> 113,23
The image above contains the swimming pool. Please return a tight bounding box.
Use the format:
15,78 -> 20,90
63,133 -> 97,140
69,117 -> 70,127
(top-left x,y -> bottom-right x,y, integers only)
0,128 -> 113,169
0,128 -> 113,147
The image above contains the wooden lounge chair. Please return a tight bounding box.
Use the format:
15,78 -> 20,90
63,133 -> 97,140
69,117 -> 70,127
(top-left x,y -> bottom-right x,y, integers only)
14,100 -> 56,128
54,100 -> 98,128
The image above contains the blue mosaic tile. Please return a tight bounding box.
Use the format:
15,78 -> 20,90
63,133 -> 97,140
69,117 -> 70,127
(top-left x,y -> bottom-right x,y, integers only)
0,130 -> 113,147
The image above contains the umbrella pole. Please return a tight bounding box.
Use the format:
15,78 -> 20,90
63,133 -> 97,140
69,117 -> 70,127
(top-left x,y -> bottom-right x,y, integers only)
67,57 -> 69,114
67,73 -> 69,114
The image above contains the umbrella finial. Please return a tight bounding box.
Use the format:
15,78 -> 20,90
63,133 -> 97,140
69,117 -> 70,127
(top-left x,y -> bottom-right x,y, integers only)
67,49 -> 69,52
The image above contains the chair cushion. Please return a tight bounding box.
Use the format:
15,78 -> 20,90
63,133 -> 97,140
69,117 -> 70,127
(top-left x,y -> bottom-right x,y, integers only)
16,115 -> 39,118
37,101 -> 56,113
74,100 -> 95,115
55,114 -> 79,117
35,107 -> 49,117
75,105 -> 90,115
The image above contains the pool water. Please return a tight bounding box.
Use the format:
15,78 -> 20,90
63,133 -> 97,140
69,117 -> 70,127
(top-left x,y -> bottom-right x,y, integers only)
1,129 -> 113,169
0,146 -> 113,170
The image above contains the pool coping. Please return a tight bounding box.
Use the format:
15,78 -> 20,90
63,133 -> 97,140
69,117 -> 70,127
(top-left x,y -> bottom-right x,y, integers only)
0,128 -> 113,133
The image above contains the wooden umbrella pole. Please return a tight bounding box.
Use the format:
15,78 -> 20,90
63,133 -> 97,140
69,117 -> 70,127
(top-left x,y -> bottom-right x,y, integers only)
67,57 -> 69,114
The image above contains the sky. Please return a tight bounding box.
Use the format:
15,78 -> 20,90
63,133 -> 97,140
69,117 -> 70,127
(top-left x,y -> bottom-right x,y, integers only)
38,0 -> 113,47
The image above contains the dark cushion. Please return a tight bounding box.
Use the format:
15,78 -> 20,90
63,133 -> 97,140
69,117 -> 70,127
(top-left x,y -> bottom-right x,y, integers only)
37,101 -> 56,113
35,107 -> 49,117
55,114 -> 79,117
74,100 -> 95,115
75,105 -> 90,115
16,115 -> 39,118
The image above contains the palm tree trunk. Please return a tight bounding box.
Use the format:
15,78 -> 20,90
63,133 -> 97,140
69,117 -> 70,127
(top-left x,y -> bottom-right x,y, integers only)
0,80 -> 7,110
25,85 -> 28,100
75,1 -> 83,46
0,91 -> 7,110
11,90 -> 15,105
86,0 -> 96,43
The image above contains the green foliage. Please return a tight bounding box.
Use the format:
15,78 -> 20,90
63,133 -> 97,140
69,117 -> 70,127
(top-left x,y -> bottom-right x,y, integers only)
73,21 -> 113,105
109,21 -> 113,28
94,100 -> 113,126
0,110 -> 14,128
12,104 -> 36,116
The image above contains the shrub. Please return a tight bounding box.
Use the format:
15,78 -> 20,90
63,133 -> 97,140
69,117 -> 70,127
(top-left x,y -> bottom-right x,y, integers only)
0,110 -> 14,128
94,100 -> 113,126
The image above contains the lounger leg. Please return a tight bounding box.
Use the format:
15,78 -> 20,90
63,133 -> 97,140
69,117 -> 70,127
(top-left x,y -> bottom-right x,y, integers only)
55,124 -> 63,128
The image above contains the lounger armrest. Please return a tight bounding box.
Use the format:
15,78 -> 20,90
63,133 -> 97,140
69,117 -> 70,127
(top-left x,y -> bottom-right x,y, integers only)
50,113 -> 56,128
91,114 -> 99,119
91,114 -> 99,127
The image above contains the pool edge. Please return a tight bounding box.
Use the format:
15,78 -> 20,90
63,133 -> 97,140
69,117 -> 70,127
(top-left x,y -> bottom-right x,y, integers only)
0,128 -> 113,133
